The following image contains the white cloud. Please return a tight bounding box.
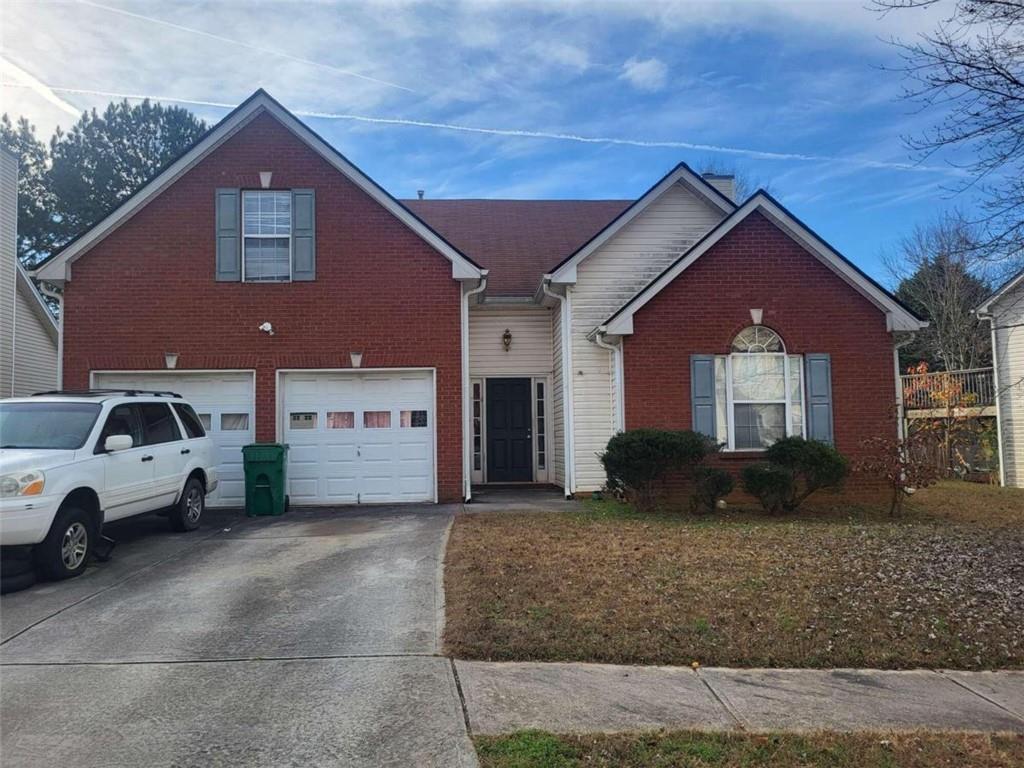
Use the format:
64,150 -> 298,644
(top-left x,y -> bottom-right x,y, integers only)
619,57 -> 668,92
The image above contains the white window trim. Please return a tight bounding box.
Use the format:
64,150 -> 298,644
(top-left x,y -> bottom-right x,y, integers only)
722,353 -> 806,452
242,190 -> 292,283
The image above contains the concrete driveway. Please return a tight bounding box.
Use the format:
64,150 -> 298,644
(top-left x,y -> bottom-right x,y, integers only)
1,505 -> 476,767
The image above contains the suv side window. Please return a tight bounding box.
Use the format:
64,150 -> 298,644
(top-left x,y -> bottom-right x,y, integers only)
97,404 -> 145,452
138,403 -> 182,445
173,403 -> 206,439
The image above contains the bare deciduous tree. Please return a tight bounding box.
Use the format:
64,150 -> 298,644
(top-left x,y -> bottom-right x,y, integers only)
874,0 -> 1024,264
887,211 -> 992,370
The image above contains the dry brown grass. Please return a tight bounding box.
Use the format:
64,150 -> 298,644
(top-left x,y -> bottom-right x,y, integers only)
444,481 -> 1024,669
475,730 -> 1024,768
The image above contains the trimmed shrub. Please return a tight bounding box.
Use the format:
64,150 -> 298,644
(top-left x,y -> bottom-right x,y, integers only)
740,463 -> 794,515
691,466 -> 735,514
742,437 -> 849,514
600,429 -> 709,512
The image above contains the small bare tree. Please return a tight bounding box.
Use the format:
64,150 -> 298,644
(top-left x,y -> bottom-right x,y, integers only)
874,0 -> 1024,266
887,211 -> 992,370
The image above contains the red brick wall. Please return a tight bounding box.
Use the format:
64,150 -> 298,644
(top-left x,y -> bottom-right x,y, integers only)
63,112 -> 464,502
623,211 -> 897,488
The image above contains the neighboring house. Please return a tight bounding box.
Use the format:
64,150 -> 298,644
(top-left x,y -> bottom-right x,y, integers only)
977,272 -> 1024,487
34,90 -> 925,506
1,147 -> 58,398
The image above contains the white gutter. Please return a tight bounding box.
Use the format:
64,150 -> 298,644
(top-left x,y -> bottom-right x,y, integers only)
462,273 -> 488,501
893,333 -> 915,441
979,313 -> 1006,486
593,327 -> 624,434
543,277 -> 575,497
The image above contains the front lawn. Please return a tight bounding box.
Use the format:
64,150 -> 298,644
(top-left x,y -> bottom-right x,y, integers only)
475,730 -> 1024,768
444,482 -> 1024,669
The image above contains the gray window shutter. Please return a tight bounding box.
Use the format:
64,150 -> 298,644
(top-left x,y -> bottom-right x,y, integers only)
805,353 -> 834,445
690,355 -> 716,439
215,188 -> 241,281
291,189 -> 316,281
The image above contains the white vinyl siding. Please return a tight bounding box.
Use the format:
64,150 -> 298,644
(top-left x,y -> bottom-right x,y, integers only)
1,150 -> 17,397
992,288 -> 1024,487
2,150 -> 58,397
469,305 -> 553,377
570,181 -> 726,491
11,281 -> 58,396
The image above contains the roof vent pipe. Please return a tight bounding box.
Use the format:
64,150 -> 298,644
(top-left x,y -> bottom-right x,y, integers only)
417,190 -> 425,200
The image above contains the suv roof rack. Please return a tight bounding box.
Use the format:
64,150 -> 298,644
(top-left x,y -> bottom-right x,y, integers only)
31,389 -> 183,399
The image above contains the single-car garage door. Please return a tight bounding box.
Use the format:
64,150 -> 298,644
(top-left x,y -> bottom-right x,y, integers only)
91,371 -> 255,507
281,370 -> 435,504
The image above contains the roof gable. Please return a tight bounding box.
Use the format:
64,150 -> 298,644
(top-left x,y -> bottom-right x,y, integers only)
35,90 -> 482,283
546,162 -> 736,285
16,264 -> 58,343
977,267 -> 1024,315
604,191 -> 926,335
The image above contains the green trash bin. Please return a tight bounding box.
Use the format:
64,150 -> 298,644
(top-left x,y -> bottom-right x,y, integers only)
242,443 -> 289,517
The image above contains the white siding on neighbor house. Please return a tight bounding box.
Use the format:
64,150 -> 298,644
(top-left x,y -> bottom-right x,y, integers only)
2,149 -> 58,397
469,305 -> 553,377
992,287 -> 1024,487
11,278 -> 58,396
551,301 -> 565,488
1,150 -> 16,397
569,180 -> 727,491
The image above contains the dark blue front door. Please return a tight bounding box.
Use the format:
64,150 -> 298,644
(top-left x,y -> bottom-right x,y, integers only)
486,378 -> 533,482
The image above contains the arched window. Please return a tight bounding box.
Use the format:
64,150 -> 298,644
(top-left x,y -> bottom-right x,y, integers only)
722,326 -> 804,449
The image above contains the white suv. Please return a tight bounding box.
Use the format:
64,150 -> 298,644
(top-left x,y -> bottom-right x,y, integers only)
0,390 -> 218,581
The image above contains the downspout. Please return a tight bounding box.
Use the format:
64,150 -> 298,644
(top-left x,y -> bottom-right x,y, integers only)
462,273 -> 488,502
979,311 -> 1006,487
893,332 -> 916,441
543,277 -> 575,497
593,327 -> 624,434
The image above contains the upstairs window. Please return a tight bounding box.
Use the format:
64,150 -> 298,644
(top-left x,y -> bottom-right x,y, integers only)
243,191 -> 291,282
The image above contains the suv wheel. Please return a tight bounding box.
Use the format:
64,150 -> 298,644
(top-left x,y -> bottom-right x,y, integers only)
35,506 -> 95,580
169,477 -> 204,532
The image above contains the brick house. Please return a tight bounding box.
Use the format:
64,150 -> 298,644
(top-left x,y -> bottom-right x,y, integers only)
34,90 -> 925,505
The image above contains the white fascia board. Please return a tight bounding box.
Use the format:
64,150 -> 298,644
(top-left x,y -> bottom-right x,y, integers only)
547,164 -> 734,286
605,193 -> 925,336
16,264 -> 58,342
977,269 -> 1024,315
36,92 -> 482,283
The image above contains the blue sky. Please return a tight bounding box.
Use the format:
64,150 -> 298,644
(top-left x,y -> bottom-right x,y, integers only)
1,0 -> 980,285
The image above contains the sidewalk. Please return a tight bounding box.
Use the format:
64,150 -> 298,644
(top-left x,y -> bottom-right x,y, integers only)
454,660 -> 1024,736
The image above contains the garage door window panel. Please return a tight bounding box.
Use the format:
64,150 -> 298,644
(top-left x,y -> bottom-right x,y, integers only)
364,411 -> 391,429
290,412 -> 317,430
221,413 -> 249,431
400,410 -> 428,428
327,411 -> 354,429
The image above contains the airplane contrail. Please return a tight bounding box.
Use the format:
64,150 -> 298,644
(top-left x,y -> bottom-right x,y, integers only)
0,57 -> 80,117
76,0 -> 415,94
2,81 -> 957,175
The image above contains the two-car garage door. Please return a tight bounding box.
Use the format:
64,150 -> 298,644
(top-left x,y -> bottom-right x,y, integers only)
282,371 -> 435,504
92,369 -> 436,507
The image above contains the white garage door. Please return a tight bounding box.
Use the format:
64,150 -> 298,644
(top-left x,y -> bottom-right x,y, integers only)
91,371 -> 255,507
282,370 -> 435,505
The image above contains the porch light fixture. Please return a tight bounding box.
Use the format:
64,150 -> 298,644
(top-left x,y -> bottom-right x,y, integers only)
502,328 -> 512,352
350,351 -> 363,368
164,352 -> 179,370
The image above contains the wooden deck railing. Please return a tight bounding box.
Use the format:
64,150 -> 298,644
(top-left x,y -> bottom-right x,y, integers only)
901,367 -> 996,412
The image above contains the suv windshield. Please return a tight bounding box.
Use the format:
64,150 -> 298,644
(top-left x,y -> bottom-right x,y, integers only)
0,402 -> 103,450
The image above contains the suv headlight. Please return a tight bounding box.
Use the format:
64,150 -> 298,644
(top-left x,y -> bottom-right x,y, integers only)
0,470 -> 45,498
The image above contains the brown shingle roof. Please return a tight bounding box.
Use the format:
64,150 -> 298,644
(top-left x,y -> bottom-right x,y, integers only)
403,199 -> 631,296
